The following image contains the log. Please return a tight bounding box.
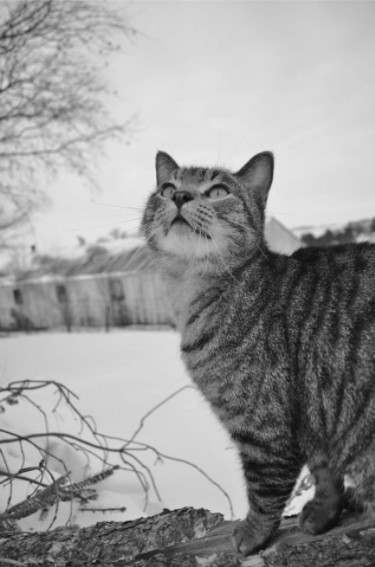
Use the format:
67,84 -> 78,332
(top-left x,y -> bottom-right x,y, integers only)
0,507 -> 374,567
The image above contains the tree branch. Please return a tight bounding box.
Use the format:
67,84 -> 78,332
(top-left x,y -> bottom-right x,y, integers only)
0,0 -> 135,236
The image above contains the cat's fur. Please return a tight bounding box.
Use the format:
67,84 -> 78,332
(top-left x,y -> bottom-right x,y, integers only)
142,151 -> 375,556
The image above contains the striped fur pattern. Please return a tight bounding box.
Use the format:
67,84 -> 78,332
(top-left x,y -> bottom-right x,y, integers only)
142,151 -> 375,556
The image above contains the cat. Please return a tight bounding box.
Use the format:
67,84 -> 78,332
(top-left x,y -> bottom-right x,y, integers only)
141,150 -> 375,556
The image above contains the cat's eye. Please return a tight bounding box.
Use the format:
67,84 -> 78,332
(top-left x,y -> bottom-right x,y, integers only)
207,185 -> 229,200
160,183 -> 176,199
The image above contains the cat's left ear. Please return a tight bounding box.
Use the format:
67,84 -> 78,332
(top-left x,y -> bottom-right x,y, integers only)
156,151 -> 179,185
235,152 -> 274,204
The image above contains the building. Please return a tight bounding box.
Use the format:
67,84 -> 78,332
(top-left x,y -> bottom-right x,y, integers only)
265,216 -> 305,255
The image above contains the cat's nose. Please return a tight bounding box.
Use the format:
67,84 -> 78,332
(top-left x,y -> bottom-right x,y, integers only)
172,191 -> 194,210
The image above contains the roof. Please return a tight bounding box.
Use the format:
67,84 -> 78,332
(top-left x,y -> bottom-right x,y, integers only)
4,218 -> 303,281
15,244 -> 154,281
265,217 -> 304,254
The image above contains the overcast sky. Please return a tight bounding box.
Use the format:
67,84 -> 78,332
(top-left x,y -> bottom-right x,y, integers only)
33,0 -> 375,252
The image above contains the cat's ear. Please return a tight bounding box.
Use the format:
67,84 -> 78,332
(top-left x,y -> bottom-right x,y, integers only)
235,152 -> 274,204
156,151 -> 179,185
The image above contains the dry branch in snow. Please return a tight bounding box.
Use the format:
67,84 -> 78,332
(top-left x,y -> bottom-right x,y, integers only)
0,381 -> 233,530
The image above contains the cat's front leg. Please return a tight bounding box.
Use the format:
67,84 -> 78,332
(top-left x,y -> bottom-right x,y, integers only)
232,509 -> 280,557
232,446 -> 300,556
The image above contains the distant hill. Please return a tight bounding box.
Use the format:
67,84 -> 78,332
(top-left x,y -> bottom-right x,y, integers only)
294,217 -> 375,247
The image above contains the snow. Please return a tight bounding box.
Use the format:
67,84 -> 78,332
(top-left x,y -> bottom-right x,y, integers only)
0,330 -> 309,531
0,330 -> 245,529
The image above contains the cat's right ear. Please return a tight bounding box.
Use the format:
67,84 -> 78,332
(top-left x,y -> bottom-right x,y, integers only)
156,151 -> 179,185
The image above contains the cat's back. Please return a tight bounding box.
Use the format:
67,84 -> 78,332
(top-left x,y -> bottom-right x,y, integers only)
181,241 -> 375,353
288,241 -> 375,306
291,241 -> 375,272
278,241 -> 375,380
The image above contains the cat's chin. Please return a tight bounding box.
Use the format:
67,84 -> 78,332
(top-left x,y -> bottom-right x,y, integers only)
158,228 -> 213,259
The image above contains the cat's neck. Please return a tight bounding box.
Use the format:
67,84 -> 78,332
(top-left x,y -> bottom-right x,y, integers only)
157,256 -> 216,326
155,249 -> 274,330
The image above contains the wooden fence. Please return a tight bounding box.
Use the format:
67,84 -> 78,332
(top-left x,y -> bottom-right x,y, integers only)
0,271 -> 173,331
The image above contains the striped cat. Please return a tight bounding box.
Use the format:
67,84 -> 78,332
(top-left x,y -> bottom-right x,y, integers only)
142,151 -> 375,556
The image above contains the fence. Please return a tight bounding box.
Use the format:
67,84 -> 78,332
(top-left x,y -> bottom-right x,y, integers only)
0,271 -> 174,331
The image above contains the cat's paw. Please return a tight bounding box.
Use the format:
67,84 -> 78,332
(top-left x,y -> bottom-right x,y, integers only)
232,518 -> 274,557
343,486 -> 364,513
299,497 -> 341,535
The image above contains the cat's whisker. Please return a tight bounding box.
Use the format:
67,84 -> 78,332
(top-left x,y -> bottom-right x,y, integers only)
226,218 -> 269,261
190,226 -> 207,267
204,234 -> 210,276
143,221 -> 162,246
65,219 -> 142,232
211,235 -> 238,284
123,225 -> 161,270
194,233 -> 204,266
132,221 -> 161,259
224,218 -> 250,231
120,244 -> 146,271
255,242 -> 269,261
97,202 -> 143,212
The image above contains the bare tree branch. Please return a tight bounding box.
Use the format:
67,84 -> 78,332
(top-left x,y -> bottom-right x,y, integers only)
0,0 -> 135,234
0,380 -> 234,530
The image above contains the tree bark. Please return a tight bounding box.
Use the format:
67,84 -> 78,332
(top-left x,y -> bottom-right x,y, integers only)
0,507 -> 374,566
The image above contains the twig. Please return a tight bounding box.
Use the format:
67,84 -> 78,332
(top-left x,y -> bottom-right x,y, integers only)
124,385 -> 197,448
0,380 -> 235,526
0,559 -> 27,567
80,506 -> 126,514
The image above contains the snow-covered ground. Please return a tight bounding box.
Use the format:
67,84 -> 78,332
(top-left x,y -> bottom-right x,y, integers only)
0,330 -> 312,531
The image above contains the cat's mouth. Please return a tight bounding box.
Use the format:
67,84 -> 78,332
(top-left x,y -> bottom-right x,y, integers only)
170,214 -> 193,230
171,214 -> 189,225
169,215 -> 212,240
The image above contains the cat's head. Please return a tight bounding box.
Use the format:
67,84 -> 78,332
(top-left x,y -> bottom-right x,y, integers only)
142,151 -> 274,268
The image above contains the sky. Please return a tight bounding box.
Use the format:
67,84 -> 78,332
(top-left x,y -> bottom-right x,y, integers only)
28,0 -> 375,254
